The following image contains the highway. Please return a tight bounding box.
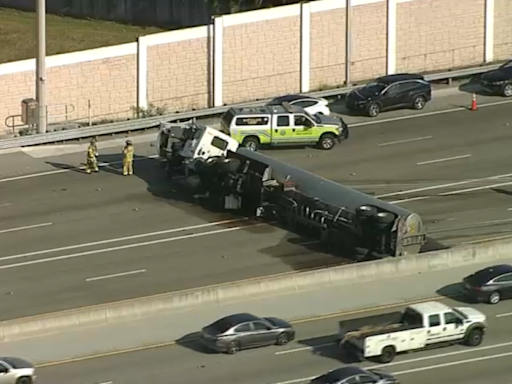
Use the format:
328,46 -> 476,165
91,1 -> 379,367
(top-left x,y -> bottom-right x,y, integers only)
34,297 -> 512,384
1,89 -> 512,319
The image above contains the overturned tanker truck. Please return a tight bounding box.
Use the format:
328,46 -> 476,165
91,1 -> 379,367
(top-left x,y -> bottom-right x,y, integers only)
156,121 -> 427,260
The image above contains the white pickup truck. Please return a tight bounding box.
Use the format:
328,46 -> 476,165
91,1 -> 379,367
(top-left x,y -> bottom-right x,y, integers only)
338,301 -> 487,363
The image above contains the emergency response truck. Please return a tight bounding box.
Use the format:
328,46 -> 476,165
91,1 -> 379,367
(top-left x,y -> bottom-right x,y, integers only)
338,301 -> 487,363
219,102 -> 349,151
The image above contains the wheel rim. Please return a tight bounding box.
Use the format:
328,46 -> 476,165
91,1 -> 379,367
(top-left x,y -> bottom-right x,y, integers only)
415,98 -> 425,109
490,293 -> 500,303
229,343 -> 239,353
278,334 -> 288,344
504,85 -> 512,97
245,141 -> 257,151
322,138 -> 334,149
472,333 -> 481,343
369,105 -> 378,116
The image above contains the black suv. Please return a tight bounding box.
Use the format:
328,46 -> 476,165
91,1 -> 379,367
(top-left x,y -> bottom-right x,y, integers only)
462,264 -> 512,304
479,60 -> 512,97
345,73 -> 432,117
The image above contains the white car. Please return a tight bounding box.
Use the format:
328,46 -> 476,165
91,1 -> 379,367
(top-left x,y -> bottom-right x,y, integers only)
0,357 -> 35,384
266,94 -> 331,115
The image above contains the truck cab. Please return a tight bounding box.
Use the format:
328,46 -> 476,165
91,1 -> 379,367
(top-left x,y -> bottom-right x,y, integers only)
339,301 -> 487,363
220,102 -> 348,151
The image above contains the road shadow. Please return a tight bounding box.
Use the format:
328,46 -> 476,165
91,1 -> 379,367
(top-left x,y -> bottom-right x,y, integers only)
458,78 -> 494,97
175,333 -> 217,354
420,237 -> 450,253
436,283 -> 470,303
492,187 -> 512,197
45,161 -> 85,173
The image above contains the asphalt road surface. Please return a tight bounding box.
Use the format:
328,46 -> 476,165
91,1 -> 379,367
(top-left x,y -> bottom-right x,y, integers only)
1,91 -> 512,320
36,297 -> 512,384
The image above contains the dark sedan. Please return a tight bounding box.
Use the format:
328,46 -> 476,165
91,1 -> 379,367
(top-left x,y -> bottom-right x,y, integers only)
479,60 -> 512,97
310,366 -> 398,384
462,264 -> 512,304
199,313 -> 295,354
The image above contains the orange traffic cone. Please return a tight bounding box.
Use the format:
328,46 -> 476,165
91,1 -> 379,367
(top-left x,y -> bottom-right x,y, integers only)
470,93 -> 478,111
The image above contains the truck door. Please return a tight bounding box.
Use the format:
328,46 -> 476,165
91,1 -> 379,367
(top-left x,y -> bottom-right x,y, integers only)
441,311 -> 466,341
425,314 -> 445,344
292,114 -> 316,143
272,114 -> 293,145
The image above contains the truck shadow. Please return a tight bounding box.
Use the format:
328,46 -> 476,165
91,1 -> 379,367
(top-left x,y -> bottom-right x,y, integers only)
296,335 -> 362,363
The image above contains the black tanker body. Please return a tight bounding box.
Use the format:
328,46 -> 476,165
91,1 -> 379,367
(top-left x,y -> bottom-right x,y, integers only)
188,147 -> 426,260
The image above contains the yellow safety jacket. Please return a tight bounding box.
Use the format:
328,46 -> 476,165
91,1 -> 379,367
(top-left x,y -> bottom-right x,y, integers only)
86,145 -> 97,159
123,145 -> 134,161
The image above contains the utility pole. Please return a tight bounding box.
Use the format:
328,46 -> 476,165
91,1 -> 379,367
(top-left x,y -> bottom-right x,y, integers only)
345,0 -> 352,87
36,0 -> 47,134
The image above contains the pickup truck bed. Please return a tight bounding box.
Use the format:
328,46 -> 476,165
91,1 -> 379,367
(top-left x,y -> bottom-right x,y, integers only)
339,311 -> 421,342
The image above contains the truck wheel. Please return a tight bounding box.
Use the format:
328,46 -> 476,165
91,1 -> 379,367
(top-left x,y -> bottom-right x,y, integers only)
465,328 -> 483,346
242,137 -> 259,151
489,291 -> 501,304
379,346 -> 396,363
318,133 -> 337,150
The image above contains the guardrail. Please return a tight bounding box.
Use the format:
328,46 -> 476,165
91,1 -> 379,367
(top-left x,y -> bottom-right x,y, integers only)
0,63 -> 501,151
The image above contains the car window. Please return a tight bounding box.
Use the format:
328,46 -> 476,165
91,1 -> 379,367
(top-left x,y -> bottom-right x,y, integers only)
399,81 -> 419,92
444,312 -> 460,325
429,314 -> 441,327
0,364 -> 7,374
235,116 -> 269,126
277,115 -> 290,127
294,115 -> 312,126
234,323 -> 251,333
493,273 -> 512,283
357,374 -> 376,383
252,321 -> 271,331
293,100 -> 317,108
211,137 -> 228,151
383,83 -> 400,95
345,378 -> 359,384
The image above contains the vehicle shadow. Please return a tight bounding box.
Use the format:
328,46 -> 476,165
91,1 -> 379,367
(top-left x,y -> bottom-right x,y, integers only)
296,335 -> 365,363
420,237 -> 450,253
175,332 -> 217,354
492,187 -> 512,197
458,78 -> 493,97
45,161 -> 85,173
436,283 -> 471,303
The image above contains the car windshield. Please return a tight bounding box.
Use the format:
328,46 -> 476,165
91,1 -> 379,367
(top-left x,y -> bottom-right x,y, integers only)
453,308 -> 468,320
363,82 -> 387,93
305,111 -> 320,123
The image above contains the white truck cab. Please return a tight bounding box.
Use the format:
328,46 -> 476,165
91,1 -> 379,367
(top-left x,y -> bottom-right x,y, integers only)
339,301 -> 487,363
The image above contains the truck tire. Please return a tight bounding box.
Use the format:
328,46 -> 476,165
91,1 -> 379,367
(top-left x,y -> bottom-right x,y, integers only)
356,205 -> 377,218
464,328 -> 484,347
242,136 -> 260,151
379,346 -> 396,363
489,291 -> 501,304
318,133 -> 337,150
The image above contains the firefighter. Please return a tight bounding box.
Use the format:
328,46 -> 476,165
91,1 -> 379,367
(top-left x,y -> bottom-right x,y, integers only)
122,140 -> 134,176
85,138 -> 99,174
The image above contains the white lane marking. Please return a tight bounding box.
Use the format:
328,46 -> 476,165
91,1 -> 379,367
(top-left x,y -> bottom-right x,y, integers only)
496,312 -> 512,318
375,172 -> 512,198
349,98 -> 512,128
439,181 -> 512,196
0,203 -> 11,207
0,222 -> 53,235
275,342 -> 335,355
416,154 -> 471,166
390,181 -> 512,204
271,340 -> 512,384
463,233 -> 512,244
86,269 -> 146,282
97,382 -> 113,384
0,224 -> 263,271
0,155 -> 159,183
378,136 -> 432,147
389,196 -> 430,204
393,350 -> 512,375
0,219 -> 244,263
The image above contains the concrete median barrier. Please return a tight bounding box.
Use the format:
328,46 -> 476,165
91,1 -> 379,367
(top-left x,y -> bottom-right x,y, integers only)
1,238 -> 511,342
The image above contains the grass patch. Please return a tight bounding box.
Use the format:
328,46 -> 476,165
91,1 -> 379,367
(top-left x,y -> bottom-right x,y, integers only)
0,7 -> 165,64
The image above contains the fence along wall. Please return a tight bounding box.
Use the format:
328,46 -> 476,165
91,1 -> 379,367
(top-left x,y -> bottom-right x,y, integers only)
0,0 -> 511,136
